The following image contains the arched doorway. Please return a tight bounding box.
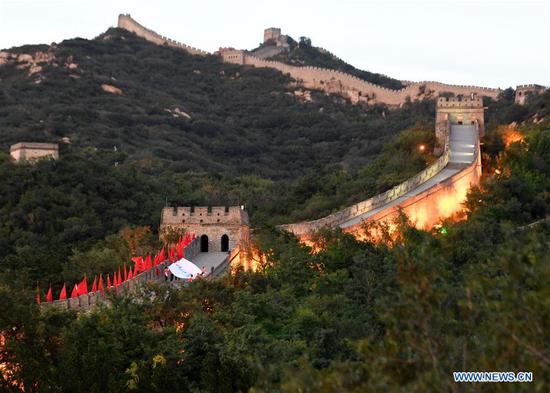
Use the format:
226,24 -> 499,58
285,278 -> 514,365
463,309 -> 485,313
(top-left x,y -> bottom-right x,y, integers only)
221,234 -> 229,252
200,235 -> 209,252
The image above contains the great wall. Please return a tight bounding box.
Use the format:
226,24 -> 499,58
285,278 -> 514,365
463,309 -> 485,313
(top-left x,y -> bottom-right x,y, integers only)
32,15 -> 539,310
42,237 -> 200,311
42,206 -> 249,311
281,96 -> 483,240
117,14 -> 502,106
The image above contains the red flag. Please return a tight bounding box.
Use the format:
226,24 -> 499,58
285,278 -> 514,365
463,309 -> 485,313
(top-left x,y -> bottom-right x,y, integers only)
35,292 -> 41,304
117,267 -> 122,284
176,242 -> 184,259
59,284 -> 67,300
131,256 -> 143,272
113,273 -> 118,287
144,255 -> 152,270
78,275 -> 88,296
98,274 -> 104,291
71,284 -> 79,298
46,285 -> 53,302
192,233 -> 196,240
128,269 -> 133,280
169,247 -> 177,262
124,264 -> 128,281
159,248 -> 165,262
107,274 -> 112,288
91,276 -> 97,292
134,263 -> 139,276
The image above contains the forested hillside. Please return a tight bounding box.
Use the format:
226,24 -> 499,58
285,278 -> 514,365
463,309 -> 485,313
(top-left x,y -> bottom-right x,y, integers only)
1,21 -> 549,392
1,97 -> 549,391
0,28 -> 426,179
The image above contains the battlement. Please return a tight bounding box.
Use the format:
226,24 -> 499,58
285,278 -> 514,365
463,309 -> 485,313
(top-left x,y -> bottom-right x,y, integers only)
515,84 -> 547,105
160,206 -> 250,253
117,14 -> 209,56
437,96 -> 484,108
516,84 -> 547,89
116,14 -> 501,106
436,96 -> 485,146
161,206 -> 249,226
264,27 -> 281,43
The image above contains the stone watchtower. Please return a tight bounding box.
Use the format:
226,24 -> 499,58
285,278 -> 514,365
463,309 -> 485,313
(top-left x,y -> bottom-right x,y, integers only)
263,27 -> 281,43
435,96 -> 484,153
10,142 -> 59,163
160,206 -> 250,253
515,84 -> 547,105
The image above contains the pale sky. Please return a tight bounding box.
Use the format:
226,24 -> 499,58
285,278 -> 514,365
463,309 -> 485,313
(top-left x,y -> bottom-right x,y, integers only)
1,0 -> 549,88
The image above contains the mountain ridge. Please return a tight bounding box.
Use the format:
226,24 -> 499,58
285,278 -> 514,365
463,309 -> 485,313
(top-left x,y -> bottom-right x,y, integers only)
0,27 -> 435,179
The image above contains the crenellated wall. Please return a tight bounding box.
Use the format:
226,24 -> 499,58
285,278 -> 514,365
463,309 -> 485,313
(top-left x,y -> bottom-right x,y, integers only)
116,14 -> 501,106
515,84 -> 547,105
236,54 -> 501,105
280,105 -> 483,241
160,206 -> 250,253
117,14 -> 209,56
279,131 -> 452,237
341,146 -> 481,238
435,97 -> 484,150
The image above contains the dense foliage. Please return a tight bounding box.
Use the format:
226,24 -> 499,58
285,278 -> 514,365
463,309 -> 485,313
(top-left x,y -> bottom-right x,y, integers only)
1,116 -> 549,392
1,24 -> 549,392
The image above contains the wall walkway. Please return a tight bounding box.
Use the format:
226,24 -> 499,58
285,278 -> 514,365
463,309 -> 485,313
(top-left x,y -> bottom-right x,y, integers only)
280,123 -> 482,239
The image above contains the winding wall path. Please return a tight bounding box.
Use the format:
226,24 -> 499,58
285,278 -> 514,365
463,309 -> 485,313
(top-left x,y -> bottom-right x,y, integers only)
280,123 -> 482,240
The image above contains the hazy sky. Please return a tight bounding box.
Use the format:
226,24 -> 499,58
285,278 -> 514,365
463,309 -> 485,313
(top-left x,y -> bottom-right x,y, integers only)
1,0 -> 549,88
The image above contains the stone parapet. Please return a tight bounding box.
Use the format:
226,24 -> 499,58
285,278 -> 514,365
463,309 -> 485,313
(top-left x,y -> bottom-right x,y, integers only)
280,130 -> 452,237
117,14 -> 209,56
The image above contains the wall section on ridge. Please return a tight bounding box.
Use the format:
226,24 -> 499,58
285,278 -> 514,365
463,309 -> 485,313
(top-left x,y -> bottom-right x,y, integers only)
117,14 -> 209,56
116,15 -> 501,106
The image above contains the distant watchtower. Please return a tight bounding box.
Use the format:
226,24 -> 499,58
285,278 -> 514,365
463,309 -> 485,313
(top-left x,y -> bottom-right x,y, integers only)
10,142 -> 59,163
263,27 -> 281,44
160,206 -> 250,253
435,96 -> 484,153
515,84 -> 547,105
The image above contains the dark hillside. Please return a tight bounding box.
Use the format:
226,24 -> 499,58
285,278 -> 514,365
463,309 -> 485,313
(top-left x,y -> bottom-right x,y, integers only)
0,28 -> 430,179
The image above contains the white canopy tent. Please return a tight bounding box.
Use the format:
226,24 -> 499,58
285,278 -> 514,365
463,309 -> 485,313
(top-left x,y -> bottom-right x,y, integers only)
169,258 -> 204,279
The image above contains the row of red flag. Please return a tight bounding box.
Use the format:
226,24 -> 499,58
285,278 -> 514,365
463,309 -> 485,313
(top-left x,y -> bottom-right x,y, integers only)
36,234 -> 196,303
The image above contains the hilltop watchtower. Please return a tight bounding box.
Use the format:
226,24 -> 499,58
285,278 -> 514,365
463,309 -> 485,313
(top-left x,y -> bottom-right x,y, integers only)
160,206 -> 250,253
435,96 -> 484,153
515,84 -> 547,105
264,27 -> 281,43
